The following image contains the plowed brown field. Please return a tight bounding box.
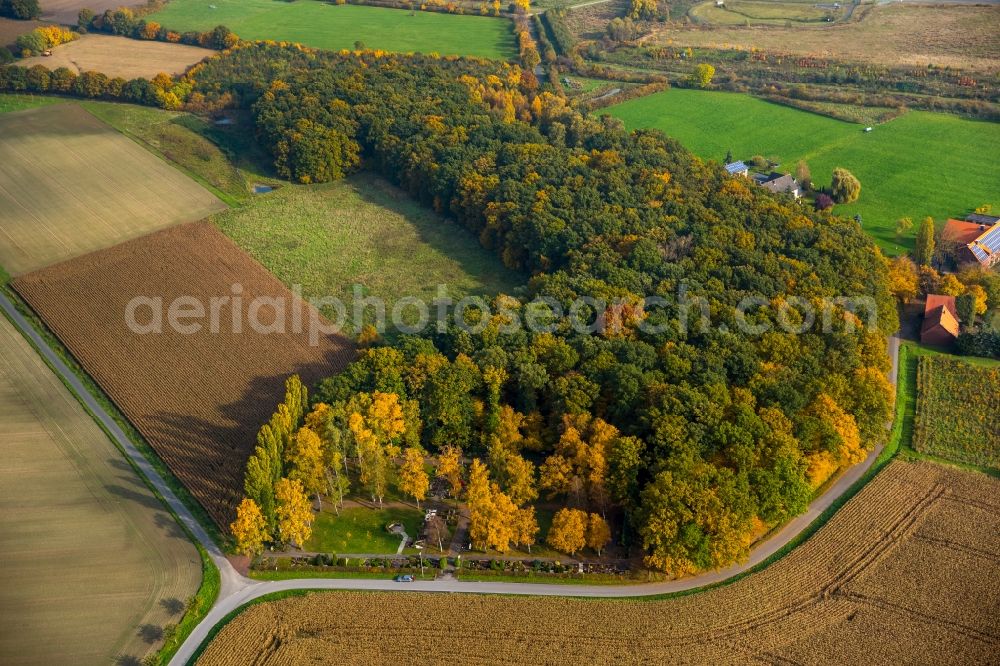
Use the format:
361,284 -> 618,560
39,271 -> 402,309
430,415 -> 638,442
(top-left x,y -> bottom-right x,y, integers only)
196,460 -> 1000,664
14,222 -> 354,527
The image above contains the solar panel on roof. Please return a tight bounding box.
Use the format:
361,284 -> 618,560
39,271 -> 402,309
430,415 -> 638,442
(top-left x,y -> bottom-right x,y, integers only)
981,228 -> 1000,252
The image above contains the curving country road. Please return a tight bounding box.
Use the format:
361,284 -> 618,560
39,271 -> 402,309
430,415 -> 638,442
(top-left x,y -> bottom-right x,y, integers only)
0,292 -> 900,666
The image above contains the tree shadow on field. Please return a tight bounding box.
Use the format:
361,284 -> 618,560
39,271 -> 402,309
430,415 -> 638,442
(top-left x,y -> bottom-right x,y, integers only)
153,511 -> 188,541
160,597 -> 185,615
137,624 -> 163,644
143,349 -> 356,529
115,655 -> 142,666
105,483 -> 168,513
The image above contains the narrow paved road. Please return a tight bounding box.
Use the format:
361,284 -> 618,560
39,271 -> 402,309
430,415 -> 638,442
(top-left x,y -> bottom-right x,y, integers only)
0,292 -> 901,665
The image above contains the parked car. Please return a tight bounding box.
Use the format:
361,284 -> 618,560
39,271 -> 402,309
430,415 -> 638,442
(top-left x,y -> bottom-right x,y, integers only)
394,574 -> 414,582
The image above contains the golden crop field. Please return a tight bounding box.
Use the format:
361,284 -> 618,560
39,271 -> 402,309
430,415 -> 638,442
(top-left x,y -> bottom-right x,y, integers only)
0,103 -> 224,276
197,460 -> 999,664
19,34 -> 215,79
0,314 -> 200,665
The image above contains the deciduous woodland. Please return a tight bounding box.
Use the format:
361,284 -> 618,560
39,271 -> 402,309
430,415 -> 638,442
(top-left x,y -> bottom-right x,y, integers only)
185,44 -> 898,574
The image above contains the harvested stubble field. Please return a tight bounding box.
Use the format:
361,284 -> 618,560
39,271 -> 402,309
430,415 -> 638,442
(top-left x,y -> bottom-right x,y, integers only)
13,222 -> 355,527
0,315 -> 199,665
19,34 -> 215,79
913,355 -> 999,468
198,460 -> 999,664
646,4 -> 1000,72
0,103 -> 224,276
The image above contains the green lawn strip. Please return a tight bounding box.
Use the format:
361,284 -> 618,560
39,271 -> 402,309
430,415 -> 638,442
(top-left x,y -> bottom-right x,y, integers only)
605,88 -> 1000,256
156,544 -> 221,665
0,283 -> 222,666
149,0 -> 517,60
305,505 -> 424,554
0,92 -> 65,113
454,572 -> 649,585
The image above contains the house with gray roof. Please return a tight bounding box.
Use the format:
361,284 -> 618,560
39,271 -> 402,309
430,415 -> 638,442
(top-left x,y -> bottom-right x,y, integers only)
752,172 -> 802,198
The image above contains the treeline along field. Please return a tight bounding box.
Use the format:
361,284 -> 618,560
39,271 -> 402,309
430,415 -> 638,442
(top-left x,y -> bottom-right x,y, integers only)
13,222 -> 355,526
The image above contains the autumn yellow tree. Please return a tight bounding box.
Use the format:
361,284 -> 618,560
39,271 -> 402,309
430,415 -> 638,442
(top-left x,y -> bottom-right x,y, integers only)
286,426 -> 327,509
230,497 -> 269,556
275,477 -> 314,547
398,447 -> 430,507
938,274 -> 965,297
305,402 -> 348,511
538,453 -> 573,499
803,393 -> 865,487
539,415 -> 616,512
466,460 -> 518,553
586,513 -> 611,555
547,508 -> 587,556
512,506 -> 539,553
502,451 -> 538,506
436,445 -> 463,498
347,392 -> 407,506
887,256 -> 918,303
350,412 -> 388,505
965,284 -> 988,315
487,484 -> 517,553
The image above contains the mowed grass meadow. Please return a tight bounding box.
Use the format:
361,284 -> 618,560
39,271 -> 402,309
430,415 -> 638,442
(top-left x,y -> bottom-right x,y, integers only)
304,506 -> 424,555
212,173 -> 523,334
149,0 -> 517,59
605,88 -> 1000,255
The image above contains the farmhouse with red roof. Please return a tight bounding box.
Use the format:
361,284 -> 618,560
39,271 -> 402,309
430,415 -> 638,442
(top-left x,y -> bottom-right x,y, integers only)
920,294 -> 961,346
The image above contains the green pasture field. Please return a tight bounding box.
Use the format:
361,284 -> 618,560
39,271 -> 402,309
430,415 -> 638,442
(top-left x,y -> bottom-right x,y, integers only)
0,93 -> 62,114
149,0 -> 517,60
0,314 -> 200,665
212,172 -> 523,335
305,506 -> 424,554
605,88 -> 1000,255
